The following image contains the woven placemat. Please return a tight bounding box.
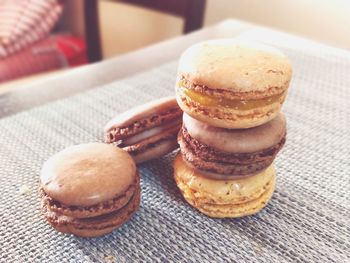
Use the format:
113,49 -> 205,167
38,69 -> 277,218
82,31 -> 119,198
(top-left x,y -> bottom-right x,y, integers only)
0,30 -> 349,263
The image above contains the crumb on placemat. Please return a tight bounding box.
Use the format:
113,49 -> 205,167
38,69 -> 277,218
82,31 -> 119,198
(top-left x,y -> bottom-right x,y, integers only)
19,185 -> 32,195
104,255 -> 116,263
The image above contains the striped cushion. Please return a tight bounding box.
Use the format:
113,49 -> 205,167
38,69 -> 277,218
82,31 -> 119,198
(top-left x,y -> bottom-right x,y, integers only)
0,0 -> 63,58
0,35 -> 87,82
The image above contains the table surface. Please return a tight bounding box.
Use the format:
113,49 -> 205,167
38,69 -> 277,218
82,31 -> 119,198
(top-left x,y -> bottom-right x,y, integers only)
1,19 -> 349,262
0,19 -> 255,118
0,29 -> 349,261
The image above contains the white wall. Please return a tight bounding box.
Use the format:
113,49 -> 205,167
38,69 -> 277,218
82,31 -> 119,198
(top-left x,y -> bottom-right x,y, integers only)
99,1 -> 182,58
61,0 -> 350,58
205,0 -> 350,49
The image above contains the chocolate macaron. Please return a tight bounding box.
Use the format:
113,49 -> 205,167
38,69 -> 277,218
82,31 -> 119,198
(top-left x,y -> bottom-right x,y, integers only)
175,39 -> 292,129
104,97 -> 182,163
178,113 -> 286,179
40,143 -> 140,237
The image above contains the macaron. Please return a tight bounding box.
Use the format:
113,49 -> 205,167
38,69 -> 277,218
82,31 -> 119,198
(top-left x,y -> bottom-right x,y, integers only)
175,39 -> 292,129
178,113 -> 286,179
173,153 -> 276,218
40,143 -> 140,237
104,97 -> 182,163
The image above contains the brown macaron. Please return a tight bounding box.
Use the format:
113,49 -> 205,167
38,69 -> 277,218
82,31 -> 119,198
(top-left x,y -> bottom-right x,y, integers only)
178,113 -> 286,179
40,143 -> 140,237
104,97 -> 183,163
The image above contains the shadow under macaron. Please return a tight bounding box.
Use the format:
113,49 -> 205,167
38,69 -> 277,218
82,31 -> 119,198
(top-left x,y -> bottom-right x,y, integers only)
138,150 -> 188,207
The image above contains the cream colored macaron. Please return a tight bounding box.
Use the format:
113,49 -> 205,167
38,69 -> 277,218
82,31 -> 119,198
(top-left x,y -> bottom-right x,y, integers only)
175,39 -> 292,129
173,153 -> 276,218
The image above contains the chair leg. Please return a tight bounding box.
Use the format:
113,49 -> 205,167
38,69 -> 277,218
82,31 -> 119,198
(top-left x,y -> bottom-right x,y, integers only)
84,0 -> 102,62
183,0 -> 206,33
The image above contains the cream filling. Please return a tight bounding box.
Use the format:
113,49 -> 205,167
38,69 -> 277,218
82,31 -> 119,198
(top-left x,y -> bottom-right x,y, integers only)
123,118 -> 181,146
178,84 -> 284,110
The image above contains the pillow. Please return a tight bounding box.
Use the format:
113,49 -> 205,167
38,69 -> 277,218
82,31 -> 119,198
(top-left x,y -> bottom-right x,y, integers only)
0,0 -> 63,58
0,34 -> 87,82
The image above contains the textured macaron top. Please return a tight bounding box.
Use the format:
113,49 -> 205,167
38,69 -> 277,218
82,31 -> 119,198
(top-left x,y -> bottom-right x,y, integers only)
40,143 -> 136,207
178,39 -> 292,92
183,113 -> 286,153
104,96 -> 179,132
174,154 -> 275,201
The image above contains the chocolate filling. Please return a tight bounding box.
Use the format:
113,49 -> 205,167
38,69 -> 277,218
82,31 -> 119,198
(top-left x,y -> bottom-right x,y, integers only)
125,133 -> 178,156
40,176 -> 139,218
181,126 -> 285,164
43,186 -> 141,230
179,126 -> 285,175
105,107 -> 182,143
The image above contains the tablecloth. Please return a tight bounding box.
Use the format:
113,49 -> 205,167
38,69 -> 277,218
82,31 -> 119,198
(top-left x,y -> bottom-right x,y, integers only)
0,29 -> 349,262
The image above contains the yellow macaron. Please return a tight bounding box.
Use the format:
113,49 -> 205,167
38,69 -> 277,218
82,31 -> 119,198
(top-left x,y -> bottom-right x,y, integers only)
175,39 -> 292,129
173,153 -> 276,218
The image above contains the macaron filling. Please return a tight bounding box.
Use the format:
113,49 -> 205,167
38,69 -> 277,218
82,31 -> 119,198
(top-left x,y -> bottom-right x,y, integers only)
178,126 -> 285,177
105,107 -> 182,143
182,87 -> 285,110
121,118 -> 182,146
104,98 -> 183,163
178,113 -> 286,177
43,184 -> 141,231
40,177 -> 138,218
178,82 -> 285,111
121,124 -> 180,154
183,158 -> 262,180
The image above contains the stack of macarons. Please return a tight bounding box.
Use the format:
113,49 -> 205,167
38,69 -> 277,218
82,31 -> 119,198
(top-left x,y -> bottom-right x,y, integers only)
174,39 -> 292,218
39,39 -> 292,238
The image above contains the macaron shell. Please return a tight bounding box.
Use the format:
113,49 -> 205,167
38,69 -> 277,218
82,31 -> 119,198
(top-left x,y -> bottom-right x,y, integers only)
177,39 -> 292,93
104,96 -> 179,132
40,143 -> 136,207
176,88 -> 285,129
183,113 -> 286,154
180,175 -> 275,218
51,221 -> 118,238
123,124 -> 180,163
43,183 -> 141,238
173,153 -> 275,205
132,139 -> 178,163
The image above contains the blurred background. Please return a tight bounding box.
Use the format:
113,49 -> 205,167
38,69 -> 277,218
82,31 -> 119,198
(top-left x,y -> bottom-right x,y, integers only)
1,0 -> 349,91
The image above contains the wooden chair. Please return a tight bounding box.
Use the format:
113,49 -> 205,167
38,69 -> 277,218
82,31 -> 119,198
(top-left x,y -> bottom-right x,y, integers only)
84,0 -> 207,62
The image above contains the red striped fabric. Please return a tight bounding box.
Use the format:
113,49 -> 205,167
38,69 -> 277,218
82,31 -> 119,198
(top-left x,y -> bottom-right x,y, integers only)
0,0 -> 63,58
0,35 -> 87,82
